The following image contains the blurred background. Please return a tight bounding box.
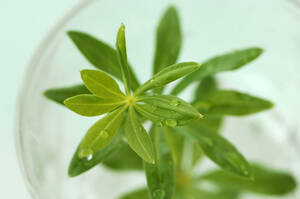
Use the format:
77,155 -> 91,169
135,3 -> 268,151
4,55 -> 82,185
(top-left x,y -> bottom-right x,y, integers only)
1,0 -> 300,198
0,0 -> 79,198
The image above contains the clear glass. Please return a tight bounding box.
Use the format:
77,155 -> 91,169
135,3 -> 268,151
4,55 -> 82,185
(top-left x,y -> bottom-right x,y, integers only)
15,0 -> 300,198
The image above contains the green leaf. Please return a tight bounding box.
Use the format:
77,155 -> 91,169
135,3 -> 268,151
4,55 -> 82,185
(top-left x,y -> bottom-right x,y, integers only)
164,127 -> 202,170
193,90 -> 274,116
78,106 -> 126,158
199,164 -> 297,195
64,94 -> 124,117
192,76 -> 223,133
194,76 -> 218,101
81,69 -> 125,99
44,84 -> 90,105
125,106 -> 155,164
135,62 -> 200,95
103,140 -> 143,171
172,47 -> 264,95
178,125 -> 252,178
144,126 -> 175,199
163,127 -> 184,166
67,31 -> 140,90
192,189 -> 239,199
135,95 -> 202,126
194,116 -> 223,133
68,129 -> 122,177
119,188 -> 149,199
153,6 -> 182,75
116,24 -> 132,95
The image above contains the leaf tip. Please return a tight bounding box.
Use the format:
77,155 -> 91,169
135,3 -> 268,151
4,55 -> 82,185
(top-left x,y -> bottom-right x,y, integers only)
80,69 -> 90,80
166,5 -> 179,14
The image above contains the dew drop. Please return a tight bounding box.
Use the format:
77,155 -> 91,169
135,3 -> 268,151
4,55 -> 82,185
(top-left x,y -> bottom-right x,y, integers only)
153,189 -> 165,199
87,154 -> 93,161
150,79 -> 155,83
170,100 -> 180,106
78,148 -> 93,159
166,119 -> 177,127
100,130 -> 109,139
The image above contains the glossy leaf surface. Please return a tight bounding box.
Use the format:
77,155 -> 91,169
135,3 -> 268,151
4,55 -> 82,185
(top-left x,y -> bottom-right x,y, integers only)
135,62 -> 200,95
179,125 -> 252,178
125,106 -> 155,164
116,24 -> 131,94
68,130 -> 122,177
172,47 -> 263,95
78,106 -> 126,158
144,126 -> 175,199
193,90 -> 274,116
81,69 -> 125,99
64,94 -> 124,116
153,6 -> 182,75
135,95 -> 202,126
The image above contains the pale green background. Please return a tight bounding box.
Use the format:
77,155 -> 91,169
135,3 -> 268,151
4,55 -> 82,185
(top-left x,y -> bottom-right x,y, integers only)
0,0 -> 80,198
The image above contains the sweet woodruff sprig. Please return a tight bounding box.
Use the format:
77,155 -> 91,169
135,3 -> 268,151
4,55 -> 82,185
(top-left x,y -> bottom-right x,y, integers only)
44,5 -> 296,199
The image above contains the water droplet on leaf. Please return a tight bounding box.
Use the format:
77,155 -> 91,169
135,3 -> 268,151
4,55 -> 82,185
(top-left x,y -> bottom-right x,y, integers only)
87,154 -> 93,161
166,119 -> 177,127
170,100 -> 180,106
78,148 -> 93,159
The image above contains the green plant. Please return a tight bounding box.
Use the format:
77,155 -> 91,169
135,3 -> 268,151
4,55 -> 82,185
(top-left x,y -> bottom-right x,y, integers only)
44,5 -> 297,199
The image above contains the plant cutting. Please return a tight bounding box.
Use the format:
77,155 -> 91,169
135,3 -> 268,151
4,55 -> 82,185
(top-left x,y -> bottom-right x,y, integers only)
44,5 -> 297,199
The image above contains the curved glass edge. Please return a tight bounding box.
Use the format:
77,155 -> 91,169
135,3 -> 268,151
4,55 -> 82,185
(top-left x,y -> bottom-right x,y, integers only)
14,0 -> 95,198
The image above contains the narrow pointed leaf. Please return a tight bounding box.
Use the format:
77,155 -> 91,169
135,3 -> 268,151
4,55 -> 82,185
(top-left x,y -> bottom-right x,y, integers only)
116,24 -> 131,94
178,125 -> 252,178
119,188 -> 149,199
68,130 -> 122,177
199,164 -> 297,195
194,76 -> 218,101
64,94 -> 124,117
44,84 -> 90,105
153,6 -> 182,75
135,62 -> 200,95
193,90 -> 274,116
103,140 -> 143,171
78,106 -> 126,158
81,69 -> 125,99
164,127 -> 202,170
163,127 -> 184,166
144,126 -> 175,199
135,95 -> 202,126
125,106 -> 155,164
67,31 -> 139,90
172,47 -> 264,95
